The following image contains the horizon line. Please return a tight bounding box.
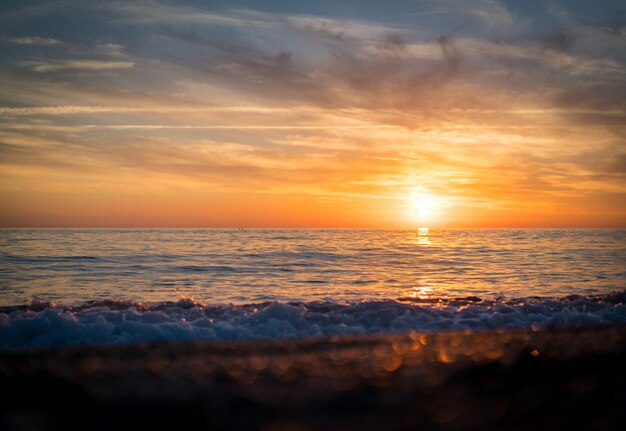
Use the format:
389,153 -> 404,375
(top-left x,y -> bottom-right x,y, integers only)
1,226 -> 625,230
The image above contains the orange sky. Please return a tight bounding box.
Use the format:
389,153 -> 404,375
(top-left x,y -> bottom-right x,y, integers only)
1,1 -> 625,227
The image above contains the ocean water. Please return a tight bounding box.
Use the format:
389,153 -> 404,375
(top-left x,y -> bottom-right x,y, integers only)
1,228 -> 625,348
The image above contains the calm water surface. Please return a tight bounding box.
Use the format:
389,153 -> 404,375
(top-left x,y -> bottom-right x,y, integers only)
0,228 -> 624,306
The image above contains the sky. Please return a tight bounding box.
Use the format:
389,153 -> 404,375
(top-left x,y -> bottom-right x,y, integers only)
0,0 -> 625,227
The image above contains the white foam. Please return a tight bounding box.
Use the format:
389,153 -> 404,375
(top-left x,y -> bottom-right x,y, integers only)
1,292 -> 625,349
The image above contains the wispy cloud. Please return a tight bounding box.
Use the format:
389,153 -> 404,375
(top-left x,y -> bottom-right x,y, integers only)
21,60 -> 135,72
95,43 -> 127,58
2,123 -> 398,131
5,36 -> 65,46
0,105 -> 320,116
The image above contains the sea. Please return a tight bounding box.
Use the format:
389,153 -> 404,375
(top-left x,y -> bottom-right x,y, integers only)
1,228 -> 625,349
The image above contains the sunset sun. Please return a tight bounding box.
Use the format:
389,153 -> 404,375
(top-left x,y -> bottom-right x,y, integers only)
409,193 -> 439,222
414,195 -> 434,218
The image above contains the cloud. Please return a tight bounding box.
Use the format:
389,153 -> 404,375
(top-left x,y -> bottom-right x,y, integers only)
409,0 -> 527,37
106,1 -> 268,27
1,123 -> 397,132
0,105 -> 317,116
157,20 -> 465,113
22,60 -> 135,72
6,36 -> 65,46
95,43 -> 127,57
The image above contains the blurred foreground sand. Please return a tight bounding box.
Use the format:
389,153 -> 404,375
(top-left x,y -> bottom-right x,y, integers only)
2,324 -> 625,430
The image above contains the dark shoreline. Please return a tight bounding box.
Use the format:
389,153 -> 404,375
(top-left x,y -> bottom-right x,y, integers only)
2,324 -> 626,430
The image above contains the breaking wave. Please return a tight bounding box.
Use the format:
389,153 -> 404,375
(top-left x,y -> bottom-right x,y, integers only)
1,291 -> 625,350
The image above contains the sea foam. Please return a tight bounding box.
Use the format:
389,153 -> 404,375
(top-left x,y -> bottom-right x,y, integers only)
1,291 -> 625,349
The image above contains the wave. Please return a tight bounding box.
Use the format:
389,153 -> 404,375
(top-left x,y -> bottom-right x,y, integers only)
1,291 -> 625,350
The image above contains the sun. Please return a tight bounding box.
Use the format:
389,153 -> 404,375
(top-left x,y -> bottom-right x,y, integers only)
414,195 -> 433,218
408,192 -> 439,222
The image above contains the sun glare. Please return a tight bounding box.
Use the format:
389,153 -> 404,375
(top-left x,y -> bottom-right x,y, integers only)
408,192 -> 439,223
414,196 -> 433,217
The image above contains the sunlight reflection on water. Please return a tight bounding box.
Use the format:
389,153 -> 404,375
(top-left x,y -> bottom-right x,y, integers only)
415,227 -> 432,246
0,228 -> 624,305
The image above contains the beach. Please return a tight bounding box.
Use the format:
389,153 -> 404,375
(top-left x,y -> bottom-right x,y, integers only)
2,323 -> 625,430
1,229 -> 625,429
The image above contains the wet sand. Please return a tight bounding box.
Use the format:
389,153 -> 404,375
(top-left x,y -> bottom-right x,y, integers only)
2,324 -> 626,430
